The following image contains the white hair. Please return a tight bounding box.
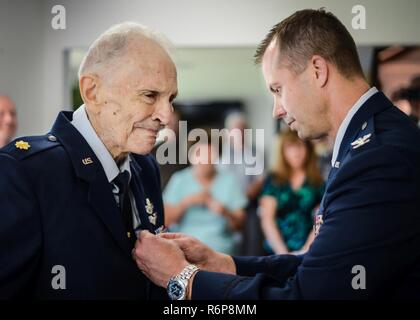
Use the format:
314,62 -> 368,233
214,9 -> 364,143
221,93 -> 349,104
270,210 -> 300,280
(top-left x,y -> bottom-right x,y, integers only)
78,22 -> 174,79
225,111 -> 247,129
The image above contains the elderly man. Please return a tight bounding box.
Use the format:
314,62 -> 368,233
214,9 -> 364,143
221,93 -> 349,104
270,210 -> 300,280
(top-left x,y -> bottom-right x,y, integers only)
0,22 -> 177,299
134,9 -> 420,299
0,95 -> 18,148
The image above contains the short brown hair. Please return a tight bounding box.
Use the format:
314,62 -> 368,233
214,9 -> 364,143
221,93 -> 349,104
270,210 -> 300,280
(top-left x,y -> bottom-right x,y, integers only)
255,8 -> 364,79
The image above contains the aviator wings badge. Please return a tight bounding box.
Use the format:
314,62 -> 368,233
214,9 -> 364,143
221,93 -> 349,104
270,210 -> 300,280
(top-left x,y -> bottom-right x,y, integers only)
351,133 -> 371,149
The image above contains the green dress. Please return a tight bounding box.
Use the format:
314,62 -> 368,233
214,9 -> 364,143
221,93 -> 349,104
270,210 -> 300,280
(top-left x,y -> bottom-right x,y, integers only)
261,174 -> 325,252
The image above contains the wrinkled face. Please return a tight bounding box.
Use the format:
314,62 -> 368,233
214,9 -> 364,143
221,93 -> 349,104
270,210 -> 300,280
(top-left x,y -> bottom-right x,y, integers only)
91,40 -> 178,156
261,41 -> 329,140
0,97 -> 18,143
283,140 -> 307,170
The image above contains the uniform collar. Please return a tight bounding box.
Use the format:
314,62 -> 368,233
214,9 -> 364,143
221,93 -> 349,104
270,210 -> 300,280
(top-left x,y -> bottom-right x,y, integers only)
71,105 -> 131,183
331,87 -> 378,166
331,90 -> 394,171
50,111 -> 141,255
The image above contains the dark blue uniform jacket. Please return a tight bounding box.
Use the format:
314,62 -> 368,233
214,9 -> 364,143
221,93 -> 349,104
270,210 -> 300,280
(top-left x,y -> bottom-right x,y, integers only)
193,92 -> 420,299
0,111 -> 167,299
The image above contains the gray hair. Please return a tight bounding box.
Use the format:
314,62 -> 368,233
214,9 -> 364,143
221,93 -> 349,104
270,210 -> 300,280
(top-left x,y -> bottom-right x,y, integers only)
225,111 -> 247,129
78,22 -> 173,79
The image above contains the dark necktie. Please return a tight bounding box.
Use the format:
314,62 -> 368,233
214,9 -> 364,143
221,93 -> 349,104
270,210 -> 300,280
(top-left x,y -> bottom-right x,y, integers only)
112,171 -> 135,246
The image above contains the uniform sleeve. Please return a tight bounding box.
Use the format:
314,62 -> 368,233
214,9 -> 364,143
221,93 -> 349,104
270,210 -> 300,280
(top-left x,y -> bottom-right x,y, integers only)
191,145 -> 420,299
0,154 -> 42,298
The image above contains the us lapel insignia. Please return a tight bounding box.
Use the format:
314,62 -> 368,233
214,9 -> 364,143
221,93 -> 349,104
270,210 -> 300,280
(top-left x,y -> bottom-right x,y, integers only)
15,140 -> 30,150
351,133 -> 371,149
314,214 -> 323,236
82,157 -> 93,165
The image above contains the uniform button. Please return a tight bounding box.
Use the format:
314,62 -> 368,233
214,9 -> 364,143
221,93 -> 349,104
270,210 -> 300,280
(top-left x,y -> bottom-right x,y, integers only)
362,122 -> 367,130
48,135 -> 57,142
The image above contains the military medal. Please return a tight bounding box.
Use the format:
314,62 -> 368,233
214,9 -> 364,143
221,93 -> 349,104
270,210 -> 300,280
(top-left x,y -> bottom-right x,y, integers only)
145,198 -> 154,214
314,214 -> 323,236
145,198 -> 157,225
154,225 -> 166,235
148,214 -> 157,225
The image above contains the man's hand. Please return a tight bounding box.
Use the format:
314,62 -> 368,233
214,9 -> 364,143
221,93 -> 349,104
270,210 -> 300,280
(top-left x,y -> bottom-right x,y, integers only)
205,198 -> 226,216
133,230 -> 189,288
159,232 -> 236,275
183,190 -> 211,207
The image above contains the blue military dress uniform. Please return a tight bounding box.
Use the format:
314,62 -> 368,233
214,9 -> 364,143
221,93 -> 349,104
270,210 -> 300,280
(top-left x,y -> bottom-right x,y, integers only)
191,91 -> 420,299
0,111 -> 167,299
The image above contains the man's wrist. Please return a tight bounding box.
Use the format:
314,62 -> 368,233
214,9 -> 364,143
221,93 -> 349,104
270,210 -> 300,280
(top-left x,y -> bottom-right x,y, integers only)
220,253 -> 236,274
205,252 -> 236,274
186,255 -> 236,299
167,263 -> 199,300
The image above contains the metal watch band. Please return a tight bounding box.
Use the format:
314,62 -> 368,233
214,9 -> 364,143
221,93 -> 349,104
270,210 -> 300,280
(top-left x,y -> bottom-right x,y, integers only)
177,264 -> 199,281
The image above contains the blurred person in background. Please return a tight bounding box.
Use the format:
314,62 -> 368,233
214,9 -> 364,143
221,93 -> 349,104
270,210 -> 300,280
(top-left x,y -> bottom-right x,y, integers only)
408,76 -> 420,125
259,130 -> 324,255
164,132 -> 247,255
391,88 -> 412,116
390,75 -> 420,127
313,136 -> 333,182
219,112 -> 265,255
0,95 -> 18,149
219,112 -> 265,200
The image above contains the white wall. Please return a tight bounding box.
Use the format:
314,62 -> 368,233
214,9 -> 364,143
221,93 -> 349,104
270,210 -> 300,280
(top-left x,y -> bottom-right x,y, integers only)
0,0 -> 45,137
2,0 -> 420,137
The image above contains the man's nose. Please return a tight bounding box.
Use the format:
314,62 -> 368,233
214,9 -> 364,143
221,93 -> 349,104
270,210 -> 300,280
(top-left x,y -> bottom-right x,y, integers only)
272,98 -> 287,119
152,100 -> 173,126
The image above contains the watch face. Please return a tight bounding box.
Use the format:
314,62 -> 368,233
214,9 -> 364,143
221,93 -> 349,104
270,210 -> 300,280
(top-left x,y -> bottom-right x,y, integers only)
167,279 -> 185,300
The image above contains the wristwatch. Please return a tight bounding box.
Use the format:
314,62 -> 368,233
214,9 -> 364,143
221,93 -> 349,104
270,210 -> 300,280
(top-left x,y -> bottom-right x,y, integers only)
167,264 -> 199,300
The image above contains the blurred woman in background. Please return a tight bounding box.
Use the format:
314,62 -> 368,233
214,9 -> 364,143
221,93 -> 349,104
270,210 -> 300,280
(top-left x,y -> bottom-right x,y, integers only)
163,133 -> 247,255
259,130 -> 324,255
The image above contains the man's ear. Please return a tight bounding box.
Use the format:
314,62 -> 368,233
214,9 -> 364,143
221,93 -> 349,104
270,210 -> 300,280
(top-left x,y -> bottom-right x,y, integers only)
311,55 -> 328,88
79,74 -> 101,112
